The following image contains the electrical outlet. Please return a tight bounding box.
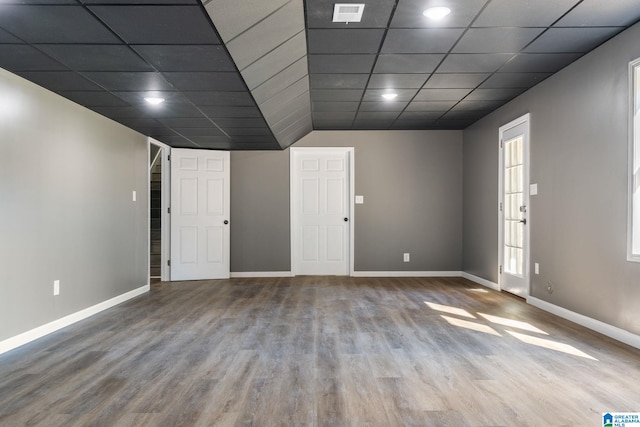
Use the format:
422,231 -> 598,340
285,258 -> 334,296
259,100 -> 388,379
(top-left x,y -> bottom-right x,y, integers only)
547,281 -> 553,294
403,253 -> 410,262
53,280 -> 60,296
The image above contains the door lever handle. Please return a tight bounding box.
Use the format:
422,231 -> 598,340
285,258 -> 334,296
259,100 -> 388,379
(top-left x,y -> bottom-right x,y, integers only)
519,218 -> 527,225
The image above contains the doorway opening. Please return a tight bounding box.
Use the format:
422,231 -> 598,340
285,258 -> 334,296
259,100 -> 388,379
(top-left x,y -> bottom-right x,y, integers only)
148,138 -> 170,282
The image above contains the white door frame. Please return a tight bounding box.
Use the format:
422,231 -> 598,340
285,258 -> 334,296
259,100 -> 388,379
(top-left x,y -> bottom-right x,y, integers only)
148,137 -> 171,282
498,113 -> 531,296
290,147 -> 355,276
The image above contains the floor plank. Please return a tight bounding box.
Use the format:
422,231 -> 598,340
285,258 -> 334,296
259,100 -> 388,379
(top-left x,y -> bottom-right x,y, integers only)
1,276 -> 639,426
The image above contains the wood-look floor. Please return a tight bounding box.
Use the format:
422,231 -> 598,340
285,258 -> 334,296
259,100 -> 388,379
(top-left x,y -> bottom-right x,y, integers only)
1,276 -> 639,426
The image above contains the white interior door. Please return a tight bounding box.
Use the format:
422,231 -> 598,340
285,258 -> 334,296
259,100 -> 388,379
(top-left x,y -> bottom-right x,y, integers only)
499,115 -> 530,297
291,148 -> 352,276
170,148 -> 230,281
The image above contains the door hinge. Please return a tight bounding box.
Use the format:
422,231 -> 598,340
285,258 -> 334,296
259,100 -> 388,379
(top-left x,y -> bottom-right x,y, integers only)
499,265 -> 503,274
500,139 -> 503,149
499,202 -> 503,212
167,207 -> 171,214
167,259 -> 171,267
168,154 -> 171,161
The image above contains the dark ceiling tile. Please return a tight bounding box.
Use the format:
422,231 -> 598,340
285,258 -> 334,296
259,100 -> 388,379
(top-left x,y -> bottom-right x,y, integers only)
139,103 -> 204,119
170,127 -> 226,137
352,118 -> 396,129
312,102 -> 359,112
0,45 -> 66,71
306,0 -> 396,28
162,72 -> 245,91
359,101 -> 409,112
368,74 -> 429,89
201,106 -> 263,118
432,119 -> 477,129
451,100 -> 505,111
310,89 -> 364,101
225,127 -> 272,136
214,118 -> 268,128
391,119 -> 438,129
92,105 -> 141,119
0,5 -> 119,43
58,91 -> 129,107
374,54 -> 444,73
441,110 -> 489,120
111,90 -> 182,106
414,88 -> 473,101
158,117 -> 213,128
397,111 -> 445,121
472,0 -> 579,27
310,74 -> 369,89
0,28 -> 21,43
16,71 -> 102,91
391,0 -> 489,28
132,45 -> 235,72
356,111 -> 400,120
83,71 -> 172,91
382,29 -> 464,54
465,88 -> 526,101
452,28 -> 544,54
523,27 -> 623,53
307,29 -> 385,54
555,0 -> 640,26
313,119 -> 353,129
437,54 -> 513,73
425,73 -> 490,88
479,72 -> 552,89
191,135 -> 236,144
36,45 -> 152,72
183,91 -> 255,106
362,88 -> 418,102
499,53 -> 582,72
88,5 -> 219,44
405,101 -> 457,111
313,111 -> 357,121
308,54 -> 376,74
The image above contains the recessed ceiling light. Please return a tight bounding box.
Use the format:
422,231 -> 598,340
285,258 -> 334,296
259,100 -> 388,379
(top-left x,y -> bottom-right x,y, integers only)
423,6 -> 451,20
381,93 -> 398,101
144,97 -> 165,105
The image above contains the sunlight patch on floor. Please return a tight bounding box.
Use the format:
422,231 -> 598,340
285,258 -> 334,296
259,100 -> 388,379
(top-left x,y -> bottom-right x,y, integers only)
425,301 -> 476,319
506,330 -> 598,361
441,315 -> 502,336
478,313 -> 548,335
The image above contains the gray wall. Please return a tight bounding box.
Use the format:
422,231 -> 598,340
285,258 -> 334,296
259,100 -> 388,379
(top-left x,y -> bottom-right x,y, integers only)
0,68 -> 148,342
231,130 -> 463,272
463,22 -> 640,336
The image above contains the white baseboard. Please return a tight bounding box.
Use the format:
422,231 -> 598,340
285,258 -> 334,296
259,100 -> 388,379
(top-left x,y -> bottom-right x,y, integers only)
230,271 -> 294,278
461,272 -> 500,291
351,271 -> 462,277
0,284 -> 150,356
527,296 -> 640,350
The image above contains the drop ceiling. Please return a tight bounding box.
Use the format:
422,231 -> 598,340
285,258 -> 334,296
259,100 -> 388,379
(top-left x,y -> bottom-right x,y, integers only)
1,0 -> 639,149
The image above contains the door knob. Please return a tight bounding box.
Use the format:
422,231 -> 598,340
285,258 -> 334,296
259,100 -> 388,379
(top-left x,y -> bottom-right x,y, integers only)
224,220 -> 229,225
344,217 -> 348,222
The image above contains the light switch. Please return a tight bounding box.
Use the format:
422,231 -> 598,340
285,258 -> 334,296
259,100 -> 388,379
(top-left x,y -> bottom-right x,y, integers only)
530,183 -> 538,195
534,263 -> 540,275
355,195 -> 364,204
132,190 -> 137,202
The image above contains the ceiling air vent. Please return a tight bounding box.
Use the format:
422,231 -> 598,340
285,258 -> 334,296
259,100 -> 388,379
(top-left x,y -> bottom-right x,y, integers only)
332,3 -> 365,23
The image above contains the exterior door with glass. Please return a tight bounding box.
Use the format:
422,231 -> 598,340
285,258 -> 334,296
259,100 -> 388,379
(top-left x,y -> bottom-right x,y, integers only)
499,115 -> 530,297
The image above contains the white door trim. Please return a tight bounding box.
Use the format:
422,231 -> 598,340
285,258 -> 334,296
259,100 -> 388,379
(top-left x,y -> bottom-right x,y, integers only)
148,137 -> 171,282
290,147 -> 355,276
498,113 -> 531,296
